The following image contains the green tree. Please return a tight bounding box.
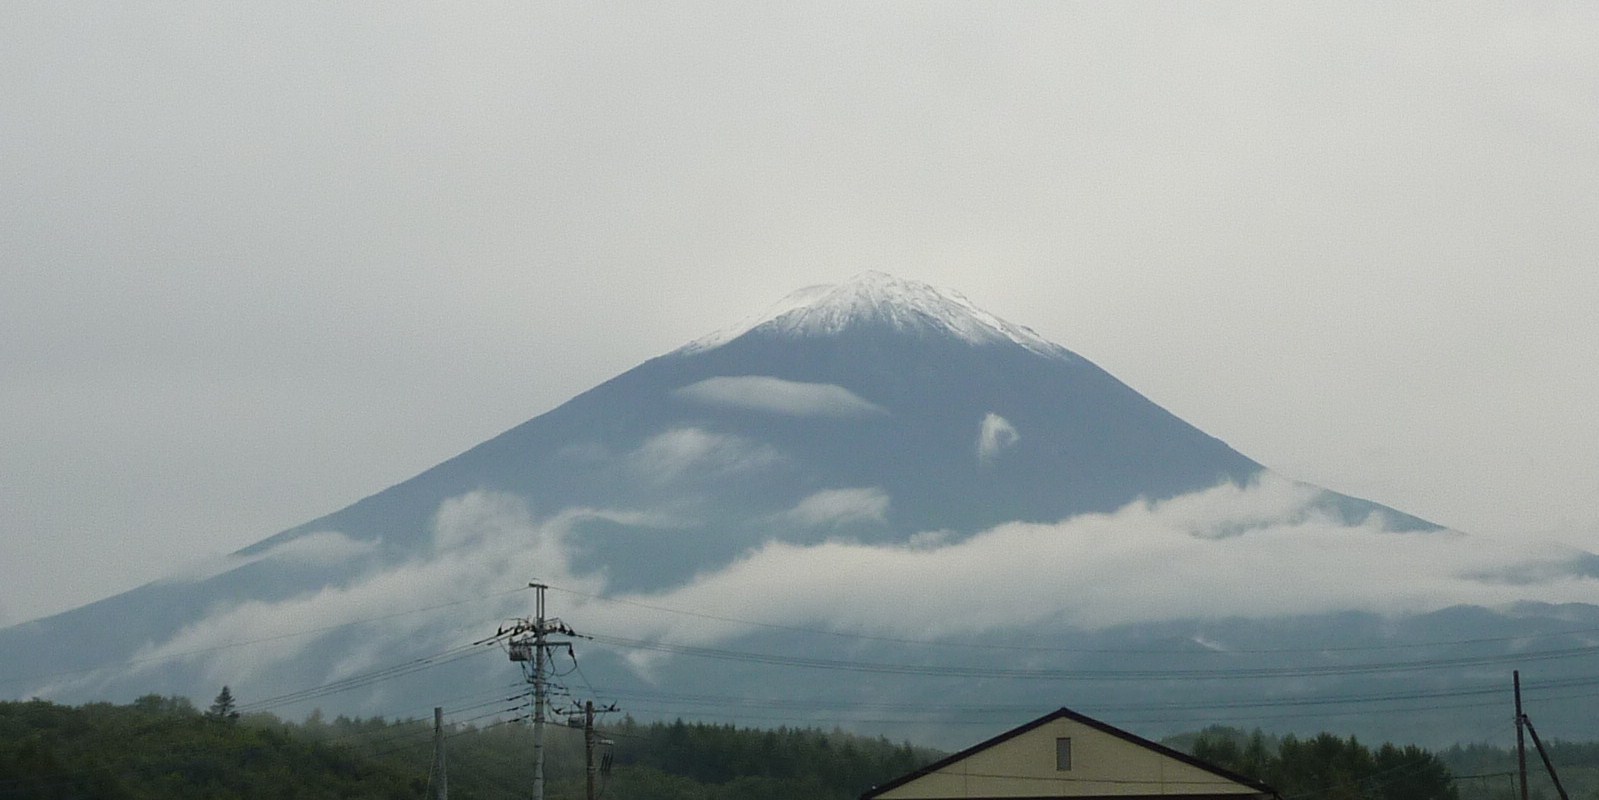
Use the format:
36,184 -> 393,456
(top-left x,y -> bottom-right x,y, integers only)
206,686 -> 239,722
1192,728 -> 1457,800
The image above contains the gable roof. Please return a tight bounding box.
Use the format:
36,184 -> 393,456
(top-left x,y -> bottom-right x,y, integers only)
860,707 -> 1279,799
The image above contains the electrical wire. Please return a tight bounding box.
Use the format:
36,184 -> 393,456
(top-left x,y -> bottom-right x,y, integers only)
236,641 -> 498,713
580,629 -> 1599,682
559,671 -> 1599,732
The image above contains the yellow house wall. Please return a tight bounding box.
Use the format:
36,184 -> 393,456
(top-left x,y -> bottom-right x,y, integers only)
876,718 -> 1263,798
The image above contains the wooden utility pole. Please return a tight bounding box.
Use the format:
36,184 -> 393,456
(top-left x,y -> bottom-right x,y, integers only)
1516,671 -> 1529,800
1525,714 -> 1572,800
585,700 -> 597,800
433,706 -> 448,800
1515,671 -> 1571,800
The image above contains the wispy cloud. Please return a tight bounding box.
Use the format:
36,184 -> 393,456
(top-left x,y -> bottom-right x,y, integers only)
775,488 -> 891,529
164,531 -> 378,584
110,492 -> 633,691
61,475 -> 1599,702
626,428 -> 785,485
603,475 -> 1599,647
674,376 -> 887,418
977,412 -> 1019,467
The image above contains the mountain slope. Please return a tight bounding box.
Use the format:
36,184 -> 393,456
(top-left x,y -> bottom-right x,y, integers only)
249,271 -> 1423,557
5,272 -> 1592,749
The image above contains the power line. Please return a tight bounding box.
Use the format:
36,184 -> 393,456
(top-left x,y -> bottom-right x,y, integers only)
237,641 -> 500,713
579,629 -> 1599,682
552,672 -> 1599,732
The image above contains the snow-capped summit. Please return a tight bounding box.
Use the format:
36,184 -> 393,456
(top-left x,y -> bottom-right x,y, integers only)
684,271 -> 1069,359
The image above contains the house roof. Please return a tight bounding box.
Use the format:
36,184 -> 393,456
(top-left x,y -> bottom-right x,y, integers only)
860,707 -> 1279,800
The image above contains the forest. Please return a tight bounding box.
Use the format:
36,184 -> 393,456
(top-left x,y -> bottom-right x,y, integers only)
0,694 -> 932,799
1188,725 -> 1599,800
4,694 -> 1596,799
1190,727 -> 1458,800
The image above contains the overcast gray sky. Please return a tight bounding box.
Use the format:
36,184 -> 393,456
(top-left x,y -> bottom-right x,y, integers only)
3,2 -> 1596,627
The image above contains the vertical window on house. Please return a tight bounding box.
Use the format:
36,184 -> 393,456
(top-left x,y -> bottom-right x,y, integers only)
1056,737 -> 1072,771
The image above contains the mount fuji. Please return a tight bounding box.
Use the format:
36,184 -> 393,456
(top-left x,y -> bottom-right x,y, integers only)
4,272 -> 1596,747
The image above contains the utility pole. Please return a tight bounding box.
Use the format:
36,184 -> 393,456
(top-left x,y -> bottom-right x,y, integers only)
1524,714 -> 1572,800
576,698 -> 618,800
534,586 -> 547,800
433,706 -> 448,800
585,700 -> 596,800
1514,671 -> 1571,800
492,583 -> 614,800
1515,671 -> 1529,800
502,583 -> 575,800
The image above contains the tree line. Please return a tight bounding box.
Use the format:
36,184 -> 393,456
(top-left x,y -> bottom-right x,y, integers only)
12,692 -> 1583,799
0,695 -> 933,799
1186,725 -> 1458,799
0,694 -> 420,799
1437,740 -> 1599,800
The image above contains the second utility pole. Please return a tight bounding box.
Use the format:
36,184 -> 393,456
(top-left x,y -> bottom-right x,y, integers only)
1516,671 -> 1529,800
433,706 -> 448,800
585,700 -> 597,800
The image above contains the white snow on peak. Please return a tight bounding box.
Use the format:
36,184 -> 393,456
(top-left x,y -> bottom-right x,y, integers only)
681,272 -> 1071,359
